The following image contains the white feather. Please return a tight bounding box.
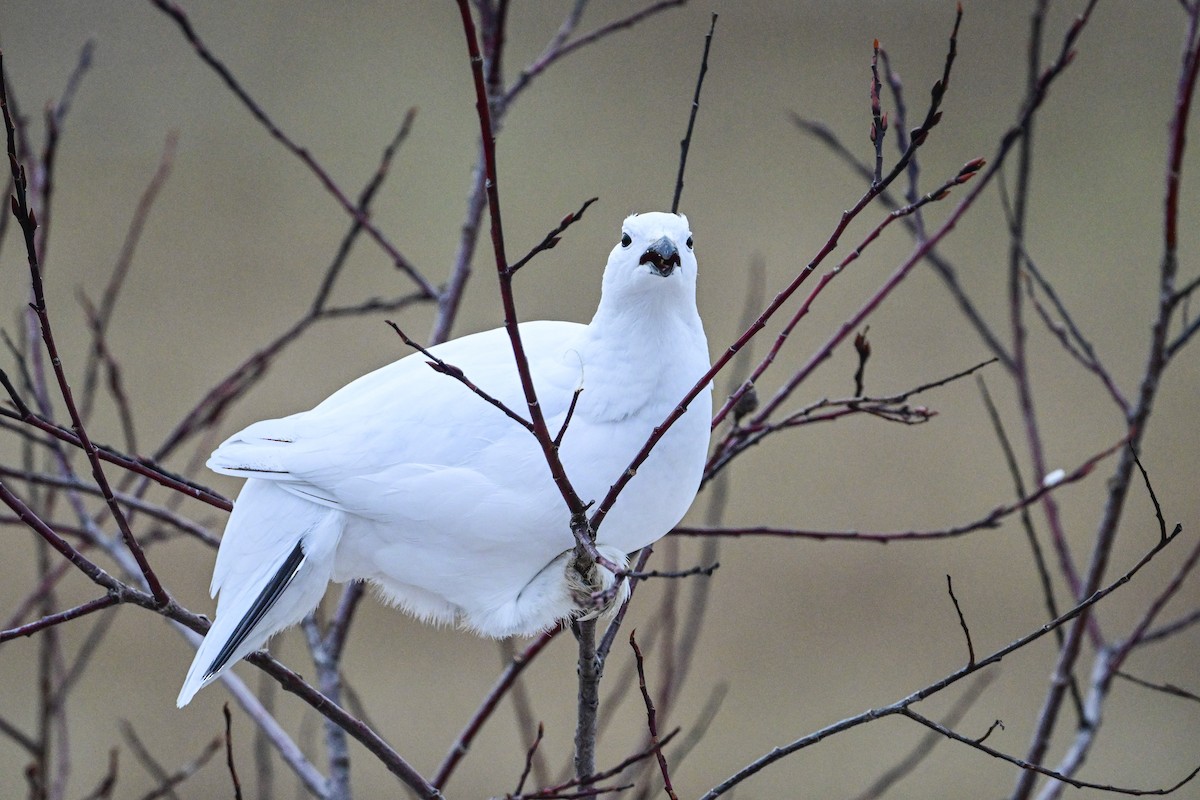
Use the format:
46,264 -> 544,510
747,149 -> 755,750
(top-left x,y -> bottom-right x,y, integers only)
178,212 -> 711,706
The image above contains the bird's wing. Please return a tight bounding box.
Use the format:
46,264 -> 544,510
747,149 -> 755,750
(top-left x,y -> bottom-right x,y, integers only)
207,321 -> 585,507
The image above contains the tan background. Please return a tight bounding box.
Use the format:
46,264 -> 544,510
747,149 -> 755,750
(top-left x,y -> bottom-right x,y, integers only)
1,1 -> 1198,797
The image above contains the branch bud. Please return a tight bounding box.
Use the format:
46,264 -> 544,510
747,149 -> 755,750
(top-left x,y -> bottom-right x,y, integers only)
958,157 -> 986,177
854,330 -> 872,359
428,361 -> 465,380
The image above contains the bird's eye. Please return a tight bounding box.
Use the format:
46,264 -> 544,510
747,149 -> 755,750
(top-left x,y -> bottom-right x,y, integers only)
686,236 -> 694,249
621,233 -> 632,248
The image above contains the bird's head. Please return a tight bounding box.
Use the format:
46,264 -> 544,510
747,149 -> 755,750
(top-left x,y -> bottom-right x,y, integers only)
601,212 -> 697,305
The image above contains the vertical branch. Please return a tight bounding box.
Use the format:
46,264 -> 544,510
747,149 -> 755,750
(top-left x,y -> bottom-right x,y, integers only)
1011,4 -> 1189,798
573,618 -> 600,785
301,617 -> 350,800
977,377 -> 1086,722
630,631 -> 680,800
452,0 -> 585,512
671,13 -> 718,213
454,6 -> 600,782
1007,0 -> 1085,602
32,38 -> 95,266
870,39 -> 886,186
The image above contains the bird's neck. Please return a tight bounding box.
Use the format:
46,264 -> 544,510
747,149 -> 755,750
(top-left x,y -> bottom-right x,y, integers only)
575,294 -> 708,421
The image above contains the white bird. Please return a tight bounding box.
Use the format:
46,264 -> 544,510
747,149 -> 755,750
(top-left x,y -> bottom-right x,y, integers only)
177,211 -> 711,707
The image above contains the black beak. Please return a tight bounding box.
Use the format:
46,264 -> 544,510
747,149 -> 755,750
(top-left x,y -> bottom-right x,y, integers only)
639,236 -> 681,277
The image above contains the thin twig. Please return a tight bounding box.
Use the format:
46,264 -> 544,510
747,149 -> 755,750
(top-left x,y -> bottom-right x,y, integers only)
671,13 -> 717,213
2,60 -> 169,606
506,197 -> 598,276
698,521 -> 1183,798
1013,5 -> 1189,794
708,355 -> 994,479
387,320 -> 533,432
851,673 -> 995,800
0,595 -> 118,643
512,723 -> 545,798
80,130 -> 178,424
434,629 -> 559,789
977,377 -> 1087,723
629,631 -> 679,800
790,112 -> 1012,366
904,707 -> 1199,796
223,704 -> 244,800
504,1 -> 690,107
147,0 -> 437,298
134,735 -> 222,800
684,431 -> 1127,543
870,39 -> 886,186
945,575 -> 976,667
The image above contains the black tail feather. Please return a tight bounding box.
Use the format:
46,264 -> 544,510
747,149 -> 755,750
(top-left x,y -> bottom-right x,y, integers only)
201,541 -> 306,681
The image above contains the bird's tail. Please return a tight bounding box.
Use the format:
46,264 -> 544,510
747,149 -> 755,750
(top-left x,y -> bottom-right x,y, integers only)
177,481 -> 343,707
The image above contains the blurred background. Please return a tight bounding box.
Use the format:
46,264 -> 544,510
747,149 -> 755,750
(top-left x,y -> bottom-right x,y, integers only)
1,1 -> 1198,797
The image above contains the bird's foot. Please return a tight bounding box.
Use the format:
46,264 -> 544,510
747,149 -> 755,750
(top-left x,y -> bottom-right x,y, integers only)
564,548 -> 629,622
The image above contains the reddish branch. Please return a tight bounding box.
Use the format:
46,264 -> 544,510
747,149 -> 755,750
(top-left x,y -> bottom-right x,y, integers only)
709,7 -> 964,433
388,321 -> 535,433
509,730 -> 680,800
681,432 -> 1127,543
587,8 -> 966,546
704,165 -> 987,479
629,632 -> 680,800
0,372 -> 233,511
789,112 -> 1012,366
506,197 -> 598,276
0,595 -> 118,643
433,629 -> 559,789
453,1 -> 588,523
3,57 -> 169,605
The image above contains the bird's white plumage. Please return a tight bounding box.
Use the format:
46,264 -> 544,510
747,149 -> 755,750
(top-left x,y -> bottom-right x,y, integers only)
178,212 -> 711,706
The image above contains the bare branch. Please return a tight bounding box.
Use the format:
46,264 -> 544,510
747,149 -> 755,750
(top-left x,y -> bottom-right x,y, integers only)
506,197 -> 598,276
945,575 -> 976,667
512,722 -> 545,798
699,522 -> 1184,798
2,58 -> 169,605
671,13 -> 717,213
387,320 -> 534,433
223,705 -> 245,800
134,735 -> 222,800
434,630 -> 559,789
147,0 -> 437,298
903,707 -> 1200,796
0,595 -> 118,643
504,1 -> 690,106
629,631 -> 679,800
851,673 -> 995,800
